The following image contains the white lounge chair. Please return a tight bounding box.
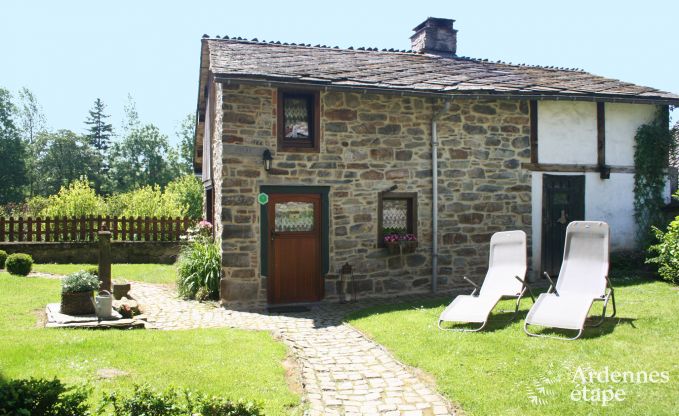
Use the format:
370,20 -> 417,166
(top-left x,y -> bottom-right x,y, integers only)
524,221 -> 617,340
438,230 -> 532,332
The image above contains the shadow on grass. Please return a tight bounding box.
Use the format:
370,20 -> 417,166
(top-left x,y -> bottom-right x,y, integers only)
438,309 -> 530,333
524,316 -> 637,340
345,297 -> 451,322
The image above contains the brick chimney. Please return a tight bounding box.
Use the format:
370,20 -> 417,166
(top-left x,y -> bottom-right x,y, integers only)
410,17 -> 457,56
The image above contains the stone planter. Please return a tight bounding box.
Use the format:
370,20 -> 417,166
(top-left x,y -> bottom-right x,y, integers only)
113,281 -> 131,300
60,291 -> 95,315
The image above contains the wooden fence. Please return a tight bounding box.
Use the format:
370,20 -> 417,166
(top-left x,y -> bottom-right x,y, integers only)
0,216 -> 196,242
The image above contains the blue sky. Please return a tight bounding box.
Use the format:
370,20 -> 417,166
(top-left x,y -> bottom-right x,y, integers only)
2,0 -> 677,144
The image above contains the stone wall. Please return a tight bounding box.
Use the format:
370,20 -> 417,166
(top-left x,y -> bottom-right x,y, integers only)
0,241 -> 181,264
218,82 -> 532,302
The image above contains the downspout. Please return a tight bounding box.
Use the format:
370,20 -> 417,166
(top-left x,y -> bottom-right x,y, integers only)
431,99 -> 451,293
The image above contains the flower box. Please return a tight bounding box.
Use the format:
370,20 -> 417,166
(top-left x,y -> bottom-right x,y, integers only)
384,233 -> 418,255
401,240 -> 418,254
385,240 -> 418,255
60,291 -> 95,315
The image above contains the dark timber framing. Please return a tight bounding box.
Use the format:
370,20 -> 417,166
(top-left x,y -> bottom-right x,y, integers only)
597,102 -> 606,167
530,100 -> 538,163
522,163 -> 634,174
597,102 -> 610,179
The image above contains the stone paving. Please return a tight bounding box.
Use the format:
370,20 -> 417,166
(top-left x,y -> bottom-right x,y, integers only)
130,283 -> 457,416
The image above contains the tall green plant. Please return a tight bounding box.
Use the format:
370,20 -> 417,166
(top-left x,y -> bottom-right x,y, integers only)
39,178 -> 105,218
647,206 -> 679,284
164,175 -> 203,219
176,238 -> 221,300
107,185 -> 184,218
634,108 -> 675,246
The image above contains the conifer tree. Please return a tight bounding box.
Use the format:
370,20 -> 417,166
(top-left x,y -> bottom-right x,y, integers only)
84,98 -> 113,154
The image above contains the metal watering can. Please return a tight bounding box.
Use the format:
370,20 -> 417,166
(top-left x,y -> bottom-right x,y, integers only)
93,290 -> 113,319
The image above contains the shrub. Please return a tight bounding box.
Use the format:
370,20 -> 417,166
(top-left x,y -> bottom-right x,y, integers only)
0,377 -> 90,416
0,249 -> 7,269
98,384 -> 261,416
5,253 -> 33,276
39,178 -> 106,218
62,271 -> 100,293
107,185 -> 184,219
165,175 -> 203,219
647,217 -> 679,284
85,266 -> 99,277
176,240 -> 221,300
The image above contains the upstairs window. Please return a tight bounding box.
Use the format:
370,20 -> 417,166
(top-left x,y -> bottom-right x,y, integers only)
277,90 -> 320,152
377,192 -> 418,247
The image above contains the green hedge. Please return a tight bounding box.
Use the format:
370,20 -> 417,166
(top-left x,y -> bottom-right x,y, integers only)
5,253 -> 33,276
0,378 -> 262,416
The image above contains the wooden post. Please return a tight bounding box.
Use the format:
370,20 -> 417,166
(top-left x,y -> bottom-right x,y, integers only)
36,217 -> 42,241
121,216 -> 127,241
98,226 -> 112,292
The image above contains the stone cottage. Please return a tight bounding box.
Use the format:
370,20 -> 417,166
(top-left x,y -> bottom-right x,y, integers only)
193,17 -> 679,304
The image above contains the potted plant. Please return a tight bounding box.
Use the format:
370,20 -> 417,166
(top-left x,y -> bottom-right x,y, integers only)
384,233 -> 402,255
60,271 -> 100,315
384,233 -> 418,255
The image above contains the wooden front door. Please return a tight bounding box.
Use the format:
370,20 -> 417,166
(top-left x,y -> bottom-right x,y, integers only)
542,175 -> 585,276
267,194 -> 322,304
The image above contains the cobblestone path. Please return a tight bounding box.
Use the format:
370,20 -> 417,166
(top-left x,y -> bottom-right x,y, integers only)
131,283 -> 456,416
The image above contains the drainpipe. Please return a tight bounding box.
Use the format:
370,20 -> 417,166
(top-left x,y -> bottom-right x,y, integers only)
431,99 -> 450,293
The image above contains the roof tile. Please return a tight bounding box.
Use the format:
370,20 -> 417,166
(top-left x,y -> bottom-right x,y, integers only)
204,39 -> 679,104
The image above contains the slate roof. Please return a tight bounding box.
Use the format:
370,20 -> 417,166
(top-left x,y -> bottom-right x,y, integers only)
202,37 -> 679,104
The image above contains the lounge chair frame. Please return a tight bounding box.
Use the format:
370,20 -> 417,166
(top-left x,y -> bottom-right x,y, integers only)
438,275 -> 535,332
523,222 -> 617,341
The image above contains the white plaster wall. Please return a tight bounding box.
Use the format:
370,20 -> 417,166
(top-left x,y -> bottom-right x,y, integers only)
531,171 -> 637,278
538,101 -> 597,164
585,172 -> 636,250
605,103 -> 656,166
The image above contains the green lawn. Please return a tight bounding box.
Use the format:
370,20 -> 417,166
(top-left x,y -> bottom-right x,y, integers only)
348,276 -> 679,415
0,274 -> 301,415
20,263 -> 176,284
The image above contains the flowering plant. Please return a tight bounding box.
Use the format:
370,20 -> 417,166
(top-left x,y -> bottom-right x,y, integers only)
384,233 -> 417,243
182,220 -> 214,242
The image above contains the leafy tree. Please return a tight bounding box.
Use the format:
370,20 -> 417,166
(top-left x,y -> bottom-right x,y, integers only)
0,88 -> 28,204
84,98 -> 113,154
121,93 -> 140,134
17,87 -> 46,197
165,174 -> 203,218
108,124 -> 176,192
34,129 -> 100,196
176,113 -> 196,174
17,87 -> 46,145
